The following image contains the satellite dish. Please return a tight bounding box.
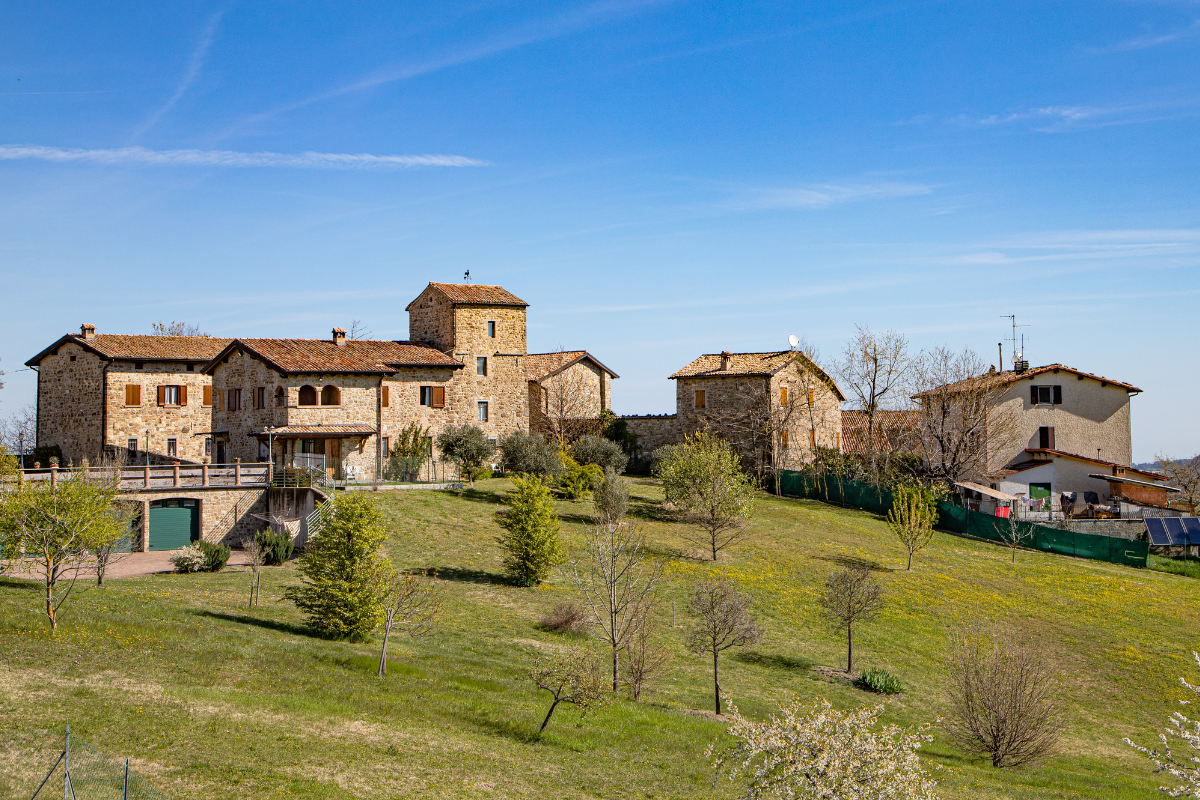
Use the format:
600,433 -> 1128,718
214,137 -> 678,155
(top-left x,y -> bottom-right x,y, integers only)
788,334 -> 799,349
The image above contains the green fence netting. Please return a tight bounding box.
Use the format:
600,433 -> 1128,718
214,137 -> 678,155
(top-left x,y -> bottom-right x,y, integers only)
0,728 -> 171,800
777,471 -> 1148,568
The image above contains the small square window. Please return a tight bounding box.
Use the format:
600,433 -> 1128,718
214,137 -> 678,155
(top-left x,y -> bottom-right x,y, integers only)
69,355 -> 76,362
476,357 -> 488,377
167,438 -> 177,458
135,362 -> 143,370
487,321 -> 496,338
477,401 -> 489,422
186,364 -> 194,372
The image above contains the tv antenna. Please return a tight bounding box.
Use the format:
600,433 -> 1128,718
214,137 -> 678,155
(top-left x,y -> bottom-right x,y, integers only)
788,334 -> 799,351
1000,314 -> 1030,371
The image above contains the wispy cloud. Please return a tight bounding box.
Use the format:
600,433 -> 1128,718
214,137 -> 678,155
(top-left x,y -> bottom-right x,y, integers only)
736,181 -> 935,210
225,0 -> 673,135
964,99 -> 1200,132
1092,19 -> 1200,53
132,12 -> 223,140
0,144 -> 486,169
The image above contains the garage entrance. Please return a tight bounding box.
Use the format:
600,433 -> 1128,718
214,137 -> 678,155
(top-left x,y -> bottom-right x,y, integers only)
149,498 -> 199,551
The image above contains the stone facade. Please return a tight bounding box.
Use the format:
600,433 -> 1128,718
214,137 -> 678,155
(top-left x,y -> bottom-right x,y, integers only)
622,414 -> 681,457
528,357 -> 614,437
32,341 -> 106,465
128,486 -> 268,550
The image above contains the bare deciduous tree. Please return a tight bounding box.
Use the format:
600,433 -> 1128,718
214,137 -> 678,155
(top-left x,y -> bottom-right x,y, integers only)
151,321 -> 207,336
0,404 -> 37,460
244,537 -> 265,608
535,350 -> 603,446
836,326 -> 914,484
1156,453 -> 1200,514
572,522 -> 662,691
348,320 -> 373,340
686,573 -> 763,715
945,626 -> 1059,768
998,511 -> 1036,564
819,565 -> 884,673
911,347 -> 1020,486
377,569 -> 444,677
624,599 -> 669,701
1126,650 -> 1200,796
530,649 -> 609,733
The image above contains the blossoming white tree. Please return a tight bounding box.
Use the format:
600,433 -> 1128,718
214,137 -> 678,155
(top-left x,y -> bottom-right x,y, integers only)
1126,650 -> 1200,797
713,696 -> 940,800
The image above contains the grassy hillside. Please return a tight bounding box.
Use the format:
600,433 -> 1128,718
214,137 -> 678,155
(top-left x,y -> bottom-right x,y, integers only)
0,478 -> 1194,799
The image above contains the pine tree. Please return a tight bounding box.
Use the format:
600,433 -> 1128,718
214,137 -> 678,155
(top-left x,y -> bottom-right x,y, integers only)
285,493 -> 389,640
496,475 -> 564,586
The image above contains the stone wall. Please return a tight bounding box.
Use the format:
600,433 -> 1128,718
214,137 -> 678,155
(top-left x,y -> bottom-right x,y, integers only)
128,486 -> 268,550
105,360 -> 218,465
34,341 -> 106,465
528,360 -> 611,437
623,414 -> 682,457
407,287 -> 456,352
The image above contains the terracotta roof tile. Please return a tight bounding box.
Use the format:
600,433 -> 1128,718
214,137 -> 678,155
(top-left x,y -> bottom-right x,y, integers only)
669,350 -> 844,400
216,338 -> 462,374
27,334 -> 232,366
840,409 -> 920,454
918,364 -> 1141,396
428,282 -> 528,307
526,351 -> 619,382
249,424 -> 376,438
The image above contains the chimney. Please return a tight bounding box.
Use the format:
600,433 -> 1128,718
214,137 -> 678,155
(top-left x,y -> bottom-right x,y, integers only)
332,327 -> 347,346
80,323 -> 96,339
720,350 -> 732,371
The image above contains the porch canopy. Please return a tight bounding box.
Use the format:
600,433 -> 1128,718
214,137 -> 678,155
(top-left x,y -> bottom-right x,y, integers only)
252,424 -> 376,440
954,481 -> 1018,502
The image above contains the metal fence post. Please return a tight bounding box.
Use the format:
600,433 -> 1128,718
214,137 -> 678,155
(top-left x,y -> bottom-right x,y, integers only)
123,758 -> 129,800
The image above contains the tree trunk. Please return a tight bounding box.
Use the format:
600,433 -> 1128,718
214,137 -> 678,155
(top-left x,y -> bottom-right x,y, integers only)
539,698 -> 561,733
711,534 -> 718,561
45,575 -> 56,632
612,645 -> 619,692
907,548 -> 913,571
713,650 -> 721,715
846,624 -> 853,673
377,618 -> 393,677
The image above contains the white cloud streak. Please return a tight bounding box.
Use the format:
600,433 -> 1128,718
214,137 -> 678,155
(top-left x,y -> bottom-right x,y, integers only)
966,99 -> 1200,132
737,181 -> 935,209
133,12 -> 223,140
226,0 -> 674,134
0,144 -> 486,169
1092,19 -> 1200,53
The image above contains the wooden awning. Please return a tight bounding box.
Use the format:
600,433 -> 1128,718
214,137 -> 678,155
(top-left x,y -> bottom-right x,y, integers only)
955,481 -> 1018,502
252,424 -> 375,439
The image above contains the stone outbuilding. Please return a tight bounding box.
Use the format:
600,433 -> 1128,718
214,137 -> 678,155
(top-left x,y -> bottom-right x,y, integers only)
526,351 -> 618,438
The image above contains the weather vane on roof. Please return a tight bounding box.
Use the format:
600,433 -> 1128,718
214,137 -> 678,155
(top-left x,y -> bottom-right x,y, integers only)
463,270 -> 470,283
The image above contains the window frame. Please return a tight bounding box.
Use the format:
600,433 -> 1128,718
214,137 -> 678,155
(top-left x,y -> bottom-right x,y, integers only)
320,385 -> 341,406
125,384 -> 142,407
159,385 -> 182,407
255,386 -> 266,409
694,389 -> 706,409
227,388 -> 242,411
487,320 -> 496,338
420,386 -> 446,408
477,400 -> 489,422
166,438 -> 177,458
127,438 -> 138,457
298,385 -> 317,406
476,356 -> 488,377
204,437 -> 212,457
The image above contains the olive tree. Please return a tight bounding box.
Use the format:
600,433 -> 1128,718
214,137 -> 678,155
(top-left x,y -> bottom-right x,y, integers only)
655,433 -> 757,561
436,424 -> 494,485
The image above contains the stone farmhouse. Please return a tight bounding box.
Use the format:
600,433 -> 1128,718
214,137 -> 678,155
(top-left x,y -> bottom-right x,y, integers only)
624,350 -> 844,473
526,351 -> 618,439
27,283 -> 616,483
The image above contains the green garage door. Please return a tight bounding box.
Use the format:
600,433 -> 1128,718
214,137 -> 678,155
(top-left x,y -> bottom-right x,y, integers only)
149,499 -> 199,551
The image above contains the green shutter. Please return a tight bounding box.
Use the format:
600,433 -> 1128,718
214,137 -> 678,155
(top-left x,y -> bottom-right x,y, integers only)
149,500 -> 199,551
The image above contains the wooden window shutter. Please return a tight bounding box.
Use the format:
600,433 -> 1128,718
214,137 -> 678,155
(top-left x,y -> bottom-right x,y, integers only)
157,385 -> 166,406
780,386 -> 788,406
695,390 -> 705,409
1030,386 -> 1039,404
382,386 -> 389,407
807,388 -> 815,406
809,429 -> 816,447
203,386 -> 212,407
781,430 -> 788,448
1053,385 -> 1062,405
1047,426 -> 1055,450
431,386 -> 445,408
179,385 -> 188,406
217,389 -> 223,411
125,384 -> 140,406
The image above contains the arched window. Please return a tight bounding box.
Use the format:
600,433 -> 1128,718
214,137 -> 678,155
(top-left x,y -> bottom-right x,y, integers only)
298,385 -> 317,406
274,386 -> 285,407
321,385 -> 341,406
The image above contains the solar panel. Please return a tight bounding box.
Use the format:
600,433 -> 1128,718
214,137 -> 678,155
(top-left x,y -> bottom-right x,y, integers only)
1146,517 -> 1172,546
1182,518 -> 1200,546
1165,518 -> 1188,546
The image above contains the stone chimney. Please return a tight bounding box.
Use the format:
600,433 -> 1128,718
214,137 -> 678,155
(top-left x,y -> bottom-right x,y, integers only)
80,323 -> 96,339
332,327 -> 347,346
720,350 -> 732,371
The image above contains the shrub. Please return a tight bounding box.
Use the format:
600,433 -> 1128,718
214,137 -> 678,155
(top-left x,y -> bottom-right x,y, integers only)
436,425 -> 494,486
384,423 -> 432,482
557,454 -> 602,501
199,540 -> 231,572
170,544 -> 206,574
572,435 -> 628,474
495,475 -> 564,586
499,430 -> 563,477
859,667 -> 904,695
654,433 -> 757,560
538,601 -> 590,636
284,493 -> 389,641
255,528 -> 294,566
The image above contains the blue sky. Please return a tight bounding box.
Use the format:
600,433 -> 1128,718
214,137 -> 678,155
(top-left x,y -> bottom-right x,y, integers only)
1,1 -> 1197,460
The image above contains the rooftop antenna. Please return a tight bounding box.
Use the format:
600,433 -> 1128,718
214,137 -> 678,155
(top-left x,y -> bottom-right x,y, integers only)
788,334 -> 799,351
1001,314 -> 1029,372
463,270 -> 470,283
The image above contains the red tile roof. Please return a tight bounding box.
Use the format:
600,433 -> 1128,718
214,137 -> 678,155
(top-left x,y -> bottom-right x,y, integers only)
526,351 -> 619,382
26,333 -> 232,366
840,409 -> 920,454
917,364 -> 1141,397
207,338 -> 462,375
250,424 -> 376,438
669,351 -> 844,400
413,282 -> 528,308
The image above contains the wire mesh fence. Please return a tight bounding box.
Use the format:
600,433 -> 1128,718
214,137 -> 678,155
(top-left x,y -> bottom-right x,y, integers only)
0,728 -> 170,800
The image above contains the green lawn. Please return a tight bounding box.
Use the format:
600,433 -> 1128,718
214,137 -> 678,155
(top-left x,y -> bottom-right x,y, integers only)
0,478 -> 1193,799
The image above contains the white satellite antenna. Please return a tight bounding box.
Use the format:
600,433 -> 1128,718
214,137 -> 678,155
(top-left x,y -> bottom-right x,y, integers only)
788,334 -> 799,350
